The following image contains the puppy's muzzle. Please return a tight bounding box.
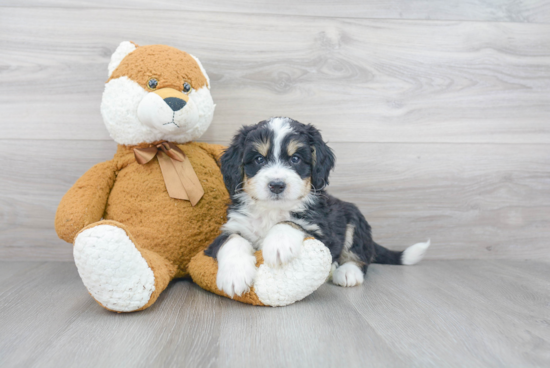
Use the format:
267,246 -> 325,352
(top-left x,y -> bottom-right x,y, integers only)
268,181 -> 286,194
154,88 -> 189,112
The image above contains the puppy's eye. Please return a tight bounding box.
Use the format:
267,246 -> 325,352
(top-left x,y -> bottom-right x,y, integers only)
290,155 -> 301,164
147,78 -> 158,90
255,156 -> 266,165
183,82 -> 191,94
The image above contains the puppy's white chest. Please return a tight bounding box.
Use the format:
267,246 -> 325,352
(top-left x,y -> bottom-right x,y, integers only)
252,212 -> 287,240
223,205 -> 292,249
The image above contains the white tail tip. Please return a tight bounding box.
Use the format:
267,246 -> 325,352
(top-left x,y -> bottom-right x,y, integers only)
401,239 -> 431,265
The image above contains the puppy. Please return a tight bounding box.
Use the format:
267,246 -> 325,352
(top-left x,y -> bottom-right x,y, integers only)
206,117 -> 430,297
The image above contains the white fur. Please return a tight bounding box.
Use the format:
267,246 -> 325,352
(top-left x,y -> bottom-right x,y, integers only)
137,91 -> 198,133
101,77 -> 215,145
401,239 -> 431,265
216,235 -> 257,297
331,262 -> 364,287
222,193 -> 315,249
73,225 -> 155,312
254,238 -> 332,306
249,162 -> 307,202
268,117 -> 293,159
262,223 -> 305,267
108,41 -> 136,77
190,54 -> 210,88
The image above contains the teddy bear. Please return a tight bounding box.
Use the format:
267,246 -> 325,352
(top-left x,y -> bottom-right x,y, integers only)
54,42 -> 331,312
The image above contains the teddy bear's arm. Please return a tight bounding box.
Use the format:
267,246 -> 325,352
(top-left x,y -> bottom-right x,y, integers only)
55,160 -> 118,243
195,142 -> 227,168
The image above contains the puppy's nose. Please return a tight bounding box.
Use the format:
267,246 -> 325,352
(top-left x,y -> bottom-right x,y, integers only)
268,181 -> 286,194
164,97 -> 186,112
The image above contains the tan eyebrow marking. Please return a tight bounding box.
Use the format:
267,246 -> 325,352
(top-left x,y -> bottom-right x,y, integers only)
287,139 -> 304,156
253,138 -> 270,157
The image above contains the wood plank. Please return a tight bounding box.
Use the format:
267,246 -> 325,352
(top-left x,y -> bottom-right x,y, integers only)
1,139 -> 548,261
0,260 -> 548,367
214,282 -> 411,368
345,260 -> 550,367
1,8 -> 550,144
32,279 -> 224,368
0,262 -> 96,367
3,0 -> 550,23
0,261 -> 41,284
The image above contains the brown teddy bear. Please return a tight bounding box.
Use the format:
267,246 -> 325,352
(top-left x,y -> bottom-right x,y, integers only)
55,42 -> 331,312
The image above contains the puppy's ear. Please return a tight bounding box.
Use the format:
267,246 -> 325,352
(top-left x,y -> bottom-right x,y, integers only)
221,125 -> 255,196
306,124 -> 335,190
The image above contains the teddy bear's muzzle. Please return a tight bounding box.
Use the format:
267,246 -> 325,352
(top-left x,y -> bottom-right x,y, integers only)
153,87 -> 189,112
164,97 -> 186,112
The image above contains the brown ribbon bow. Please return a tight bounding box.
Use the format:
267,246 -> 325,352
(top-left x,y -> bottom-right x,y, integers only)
134,141 -> 204,206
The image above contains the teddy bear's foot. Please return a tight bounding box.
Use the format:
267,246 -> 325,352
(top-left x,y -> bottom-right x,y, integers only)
74,223 -> 157,312
253,237 -> 332,307
188,237 -> 332,307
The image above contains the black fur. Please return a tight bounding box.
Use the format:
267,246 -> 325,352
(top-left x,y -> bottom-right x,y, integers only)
220,124 -> 257,196
204,232 -> 231,259
304,124 -> 335,191
206,118 -> 404,272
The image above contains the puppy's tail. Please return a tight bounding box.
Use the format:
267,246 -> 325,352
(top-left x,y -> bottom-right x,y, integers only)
373,240 -> 430,265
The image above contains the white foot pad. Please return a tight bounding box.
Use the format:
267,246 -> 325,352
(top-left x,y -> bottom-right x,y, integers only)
74,225 -> 155,312
254,238 -> 332,307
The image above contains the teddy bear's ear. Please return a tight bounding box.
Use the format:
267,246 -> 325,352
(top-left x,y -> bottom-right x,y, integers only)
107,41 -> 138,77
189,54 -> 210,88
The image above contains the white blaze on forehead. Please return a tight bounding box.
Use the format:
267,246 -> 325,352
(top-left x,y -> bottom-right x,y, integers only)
268,117 -> 294,160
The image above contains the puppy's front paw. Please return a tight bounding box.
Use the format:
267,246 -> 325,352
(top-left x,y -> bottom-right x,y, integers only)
262,223 -> 305,267
216,259 -> 257,298
216,236 -> 257,298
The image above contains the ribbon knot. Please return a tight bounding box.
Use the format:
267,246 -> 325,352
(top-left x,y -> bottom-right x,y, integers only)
134,141 -> 204,206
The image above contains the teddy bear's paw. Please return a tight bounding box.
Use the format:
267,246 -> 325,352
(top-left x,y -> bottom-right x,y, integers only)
74,225 -> 155,312
262,223 -> 304,267
254,238 -> 332,307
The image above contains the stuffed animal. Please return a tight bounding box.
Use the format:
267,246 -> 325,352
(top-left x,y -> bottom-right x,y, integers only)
55,42 -> 331,312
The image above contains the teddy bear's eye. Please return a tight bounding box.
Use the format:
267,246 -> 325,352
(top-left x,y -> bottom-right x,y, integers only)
183,82 -> 191,94
147,78 -> 158,90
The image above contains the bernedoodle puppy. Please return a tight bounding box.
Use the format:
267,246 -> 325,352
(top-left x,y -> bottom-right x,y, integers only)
206,117 -> 430,297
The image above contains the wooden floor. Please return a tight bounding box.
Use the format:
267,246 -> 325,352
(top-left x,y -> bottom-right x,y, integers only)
0,260 -> 548,368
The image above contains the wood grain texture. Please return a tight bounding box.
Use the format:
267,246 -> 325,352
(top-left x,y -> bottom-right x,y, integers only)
3,0 -> 550,23
1,8 -> 550,144
1,139 -> 548,261
0,260 -> 548,368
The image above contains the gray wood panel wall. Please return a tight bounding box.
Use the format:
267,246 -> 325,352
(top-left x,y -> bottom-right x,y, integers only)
1,2 -> 549,261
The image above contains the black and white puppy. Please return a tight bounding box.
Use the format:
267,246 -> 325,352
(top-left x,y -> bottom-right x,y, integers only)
206,117 -> 430,297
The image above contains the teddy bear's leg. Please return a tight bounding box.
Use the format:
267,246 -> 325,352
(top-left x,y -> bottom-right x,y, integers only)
188,238 -> 332,307
73,220 -> 177,313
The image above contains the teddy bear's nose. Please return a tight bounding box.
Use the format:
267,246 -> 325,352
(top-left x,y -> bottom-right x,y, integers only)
164,97 -> 187,112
